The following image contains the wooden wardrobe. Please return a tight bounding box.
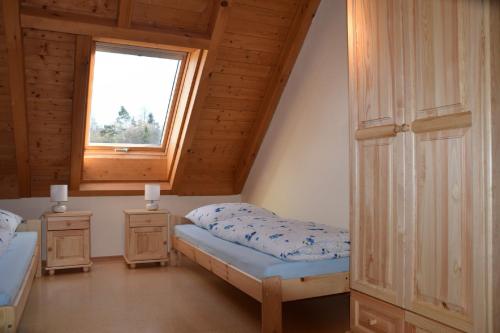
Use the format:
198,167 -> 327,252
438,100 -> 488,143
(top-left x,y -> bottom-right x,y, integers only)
347,0 -> 499,332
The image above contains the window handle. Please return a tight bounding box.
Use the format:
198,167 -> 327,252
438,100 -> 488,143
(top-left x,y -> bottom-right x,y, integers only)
114,147 -> 129,153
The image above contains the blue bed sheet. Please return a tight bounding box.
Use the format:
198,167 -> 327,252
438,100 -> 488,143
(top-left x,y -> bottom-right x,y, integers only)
0,232 -> 37,306
175,224 -> 349,280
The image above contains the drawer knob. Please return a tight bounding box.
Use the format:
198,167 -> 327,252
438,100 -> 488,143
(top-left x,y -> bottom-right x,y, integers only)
368,318 -> 377,326
48,247 -> 53,252
66,222 -> 71,226
163,241 -> 167,245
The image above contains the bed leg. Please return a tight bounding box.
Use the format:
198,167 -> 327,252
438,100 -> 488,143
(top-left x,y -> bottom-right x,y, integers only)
262,276 -> 282,333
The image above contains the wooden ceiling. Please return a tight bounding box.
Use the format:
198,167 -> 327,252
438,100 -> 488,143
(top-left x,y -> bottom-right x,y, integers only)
0,0 -> 320,198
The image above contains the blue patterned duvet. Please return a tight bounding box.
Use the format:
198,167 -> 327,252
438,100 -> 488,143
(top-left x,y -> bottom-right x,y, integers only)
207,216 -> 349,261
186,203 -> 350,261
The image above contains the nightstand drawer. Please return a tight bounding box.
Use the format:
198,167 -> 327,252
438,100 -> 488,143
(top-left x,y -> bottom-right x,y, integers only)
351,290 -> 405,333
48,219 -> 90,231
129,214 -> 167,227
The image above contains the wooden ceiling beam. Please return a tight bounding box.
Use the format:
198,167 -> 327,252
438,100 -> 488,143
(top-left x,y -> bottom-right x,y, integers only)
2,0 -> 31,197
117,0 -> 134,28
170,0 -> 231,194
20,8 -> 211,50
233,0 -> 322,193
69,35 -> 93,193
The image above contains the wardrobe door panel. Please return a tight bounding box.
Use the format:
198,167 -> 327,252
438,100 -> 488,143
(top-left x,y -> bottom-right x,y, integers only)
351,136 -> 405,306
349,0 -> 405,128
410,128 -> 472,331
348,0 -> 406,307
403,0 -> 487,331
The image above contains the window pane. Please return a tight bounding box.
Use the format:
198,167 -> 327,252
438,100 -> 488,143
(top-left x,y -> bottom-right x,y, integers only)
88,47 -> 181,147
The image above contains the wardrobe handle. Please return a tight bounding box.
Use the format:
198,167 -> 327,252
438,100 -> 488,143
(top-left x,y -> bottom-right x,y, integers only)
395,123 -> 410,133
368,318 -> 377,326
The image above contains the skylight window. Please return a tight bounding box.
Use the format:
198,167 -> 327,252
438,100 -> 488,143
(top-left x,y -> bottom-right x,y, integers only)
87,43 -> 183,147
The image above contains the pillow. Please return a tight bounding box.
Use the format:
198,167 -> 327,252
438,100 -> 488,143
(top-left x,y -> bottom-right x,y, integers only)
0,210 -> 23,257
185,203 -> 277,230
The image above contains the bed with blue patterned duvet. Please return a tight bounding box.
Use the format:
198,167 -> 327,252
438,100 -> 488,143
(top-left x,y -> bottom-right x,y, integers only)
178,203 -> 350,280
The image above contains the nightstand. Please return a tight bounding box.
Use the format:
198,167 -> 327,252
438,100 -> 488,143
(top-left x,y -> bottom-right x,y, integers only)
43,211 -> 92,275
123,209 -> 170,268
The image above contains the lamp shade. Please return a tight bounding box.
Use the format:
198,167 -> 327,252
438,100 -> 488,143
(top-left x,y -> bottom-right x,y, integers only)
145,184 -> 160,201
50,185 -> 68,202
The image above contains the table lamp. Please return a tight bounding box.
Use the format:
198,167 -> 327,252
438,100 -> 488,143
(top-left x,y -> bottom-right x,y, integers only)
50,185 -> 68,213
145,184 -> 160,211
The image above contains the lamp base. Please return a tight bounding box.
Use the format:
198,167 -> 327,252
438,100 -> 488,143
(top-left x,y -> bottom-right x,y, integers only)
52,203 -> 67,213
146,202 -> 159,211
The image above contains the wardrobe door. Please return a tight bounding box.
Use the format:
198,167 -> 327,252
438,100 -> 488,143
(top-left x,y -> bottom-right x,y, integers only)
403,0 -> 488,331
348,0 -> 406,306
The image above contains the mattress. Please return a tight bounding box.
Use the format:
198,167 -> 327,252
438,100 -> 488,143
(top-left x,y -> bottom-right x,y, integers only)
175,224 -> 349,280
0,232 -> 37,306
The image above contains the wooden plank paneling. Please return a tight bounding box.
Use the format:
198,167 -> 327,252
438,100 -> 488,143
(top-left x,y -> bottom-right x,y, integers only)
82,157 -> 169,181
231,3 -> 293,27
175,0 -> 303,195
23,28 -> 75,196
234,0 -> 299,14
2,0 -> 31,197
21,0 -> 119,20
234,0 -> 321,192
170,0 -> 232,193
217,46 -> 278,66
20,8 -> 211,50
226,18 -> 288,41
0,3 -> 18,198
221,32 -> 283,53
131,0 -> 214,35
0,0 -> 310,197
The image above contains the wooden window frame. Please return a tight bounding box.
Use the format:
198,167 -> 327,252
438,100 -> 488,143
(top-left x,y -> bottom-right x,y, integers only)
84,40 -> 187,154
70,36 -> 206,194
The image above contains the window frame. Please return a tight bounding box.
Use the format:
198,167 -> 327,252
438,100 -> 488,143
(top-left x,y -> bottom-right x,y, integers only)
83,40 -> 189,155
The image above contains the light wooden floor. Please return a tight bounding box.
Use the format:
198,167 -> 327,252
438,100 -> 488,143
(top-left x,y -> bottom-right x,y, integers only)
19,260 -> 350,333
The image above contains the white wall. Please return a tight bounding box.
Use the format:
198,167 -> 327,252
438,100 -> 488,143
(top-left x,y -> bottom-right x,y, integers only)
242,0 -> 349,228
0,195 -> 240,257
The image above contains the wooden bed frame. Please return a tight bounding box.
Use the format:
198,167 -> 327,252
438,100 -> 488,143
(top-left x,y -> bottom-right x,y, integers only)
0,220 -> 42,333
169,216 -> 350,333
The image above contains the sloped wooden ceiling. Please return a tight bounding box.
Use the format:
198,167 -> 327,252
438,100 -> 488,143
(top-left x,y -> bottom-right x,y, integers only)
0,0 -> 320,198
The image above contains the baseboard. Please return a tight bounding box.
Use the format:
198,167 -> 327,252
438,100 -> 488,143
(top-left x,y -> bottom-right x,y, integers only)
91,255 -> 124,263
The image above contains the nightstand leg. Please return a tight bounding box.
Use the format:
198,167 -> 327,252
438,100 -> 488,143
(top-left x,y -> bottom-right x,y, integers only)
129,263 -> 136,269
83,267 -> 90,273
48,269 -> 55,276
160,261 -> 167,267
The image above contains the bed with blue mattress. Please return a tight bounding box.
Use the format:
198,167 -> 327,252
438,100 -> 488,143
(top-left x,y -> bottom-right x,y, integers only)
175,224 -> 349,280
171,211 -> 350,333
0,220 -> 41,332
0,232 -> 38,306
